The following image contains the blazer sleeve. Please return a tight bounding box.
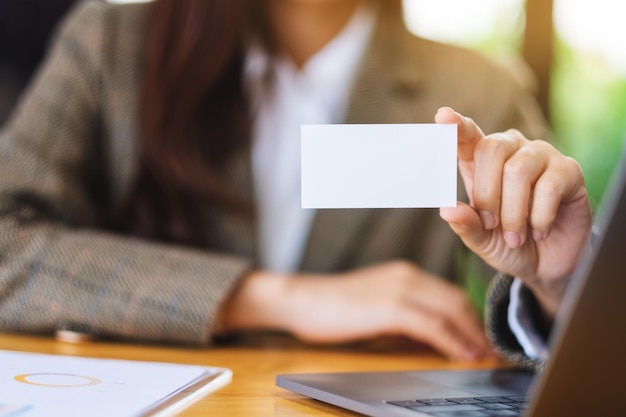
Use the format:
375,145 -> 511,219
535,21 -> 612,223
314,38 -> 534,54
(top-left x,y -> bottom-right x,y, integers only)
485,274 -> 546,371
0,1 -> 251,345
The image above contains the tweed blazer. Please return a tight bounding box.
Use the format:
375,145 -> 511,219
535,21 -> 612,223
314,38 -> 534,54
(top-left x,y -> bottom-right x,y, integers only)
0,0 -> 547,361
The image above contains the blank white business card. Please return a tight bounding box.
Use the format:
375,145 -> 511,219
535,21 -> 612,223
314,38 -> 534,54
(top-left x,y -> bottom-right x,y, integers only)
301,124 -> 457,208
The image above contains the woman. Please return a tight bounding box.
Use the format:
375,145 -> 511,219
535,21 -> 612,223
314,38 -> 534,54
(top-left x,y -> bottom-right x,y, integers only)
0,0 -> 591,365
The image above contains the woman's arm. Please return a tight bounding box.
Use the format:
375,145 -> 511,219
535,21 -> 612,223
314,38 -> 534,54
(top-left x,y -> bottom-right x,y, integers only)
436,107 -> 593,367
0,1 -> 252,345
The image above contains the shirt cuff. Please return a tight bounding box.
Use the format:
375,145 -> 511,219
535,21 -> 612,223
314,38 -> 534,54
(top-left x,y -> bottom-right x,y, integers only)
507,278 -> 550,361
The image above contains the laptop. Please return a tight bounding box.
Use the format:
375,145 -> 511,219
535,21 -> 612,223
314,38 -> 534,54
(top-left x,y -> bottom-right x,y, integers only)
276,147 -> 626,417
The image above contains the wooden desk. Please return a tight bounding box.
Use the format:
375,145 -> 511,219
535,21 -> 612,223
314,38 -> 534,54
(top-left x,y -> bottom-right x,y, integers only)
0,333 -> 504,416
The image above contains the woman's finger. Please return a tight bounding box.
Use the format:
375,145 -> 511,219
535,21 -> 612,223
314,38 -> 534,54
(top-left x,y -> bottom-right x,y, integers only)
440,201 -> 492,255
471,131 -> 523,229
402,275 -> 490,355
435,107 -> 485,163
498,142 -> 548,247
394,302 -> 489,361
530,156 -> 586,240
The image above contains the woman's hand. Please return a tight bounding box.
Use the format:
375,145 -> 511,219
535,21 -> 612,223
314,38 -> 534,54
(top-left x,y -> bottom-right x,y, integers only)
435,107 -> 593,320
220,261 -> 493,361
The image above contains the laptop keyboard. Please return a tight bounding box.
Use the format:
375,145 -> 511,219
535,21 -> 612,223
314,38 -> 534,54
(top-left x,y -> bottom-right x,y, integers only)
387,395 -> 531,416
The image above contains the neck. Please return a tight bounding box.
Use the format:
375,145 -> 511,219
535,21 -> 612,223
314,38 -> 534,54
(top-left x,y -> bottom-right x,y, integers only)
261,0 -> 364,68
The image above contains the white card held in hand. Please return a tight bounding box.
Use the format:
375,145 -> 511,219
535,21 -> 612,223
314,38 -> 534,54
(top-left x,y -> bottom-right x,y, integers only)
301,124 -> 457,208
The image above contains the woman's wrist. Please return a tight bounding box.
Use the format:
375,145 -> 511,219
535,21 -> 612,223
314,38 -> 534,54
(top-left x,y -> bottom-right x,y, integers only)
523,277 -> 570,325
216,269 -> 293,333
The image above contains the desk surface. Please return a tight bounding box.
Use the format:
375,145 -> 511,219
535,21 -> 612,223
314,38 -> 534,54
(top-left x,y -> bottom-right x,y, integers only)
0,333 -> 504,416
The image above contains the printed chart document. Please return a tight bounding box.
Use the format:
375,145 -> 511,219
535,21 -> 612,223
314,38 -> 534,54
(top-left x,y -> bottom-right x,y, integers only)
301,123 -> 457,208
0,350 -> 232,417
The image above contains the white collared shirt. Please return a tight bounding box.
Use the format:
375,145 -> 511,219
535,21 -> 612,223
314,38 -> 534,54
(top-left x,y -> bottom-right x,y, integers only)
508,278 -> 550,360
246,4 -> 376,272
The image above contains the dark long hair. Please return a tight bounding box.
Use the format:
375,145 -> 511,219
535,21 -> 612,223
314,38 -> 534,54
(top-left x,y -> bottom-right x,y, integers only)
113,0 -> 249,247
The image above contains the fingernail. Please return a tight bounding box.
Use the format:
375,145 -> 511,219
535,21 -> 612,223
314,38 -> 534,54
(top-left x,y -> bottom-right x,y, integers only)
532,229 -> 544,241
504,231 -> 521,248
479,211 -> 495,229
